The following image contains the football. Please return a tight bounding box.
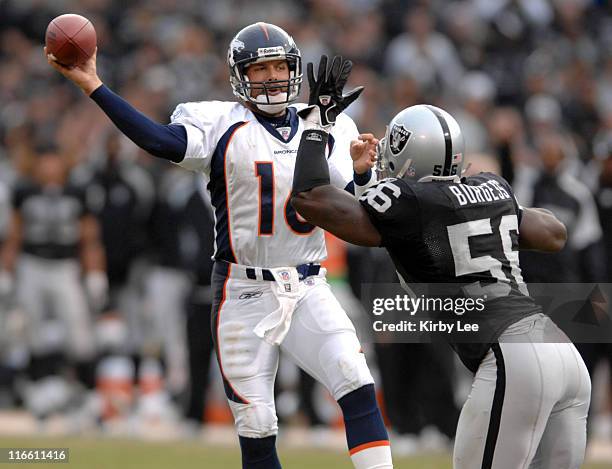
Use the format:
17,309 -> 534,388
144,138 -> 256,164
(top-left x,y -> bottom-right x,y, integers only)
45,14 -> 96,66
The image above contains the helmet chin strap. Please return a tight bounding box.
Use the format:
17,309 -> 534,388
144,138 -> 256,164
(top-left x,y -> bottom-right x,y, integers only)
396,158 -> 413,179
255,92 -> 288,114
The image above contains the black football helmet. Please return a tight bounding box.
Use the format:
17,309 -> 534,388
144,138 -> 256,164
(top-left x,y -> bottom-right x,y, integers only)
227,22 -> 302,113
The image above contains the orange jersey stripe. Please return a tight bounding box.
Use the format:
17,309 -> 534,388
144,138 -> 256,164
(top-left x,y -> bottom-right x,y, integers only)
349,440 -> 390,456
223,122 -> 249,262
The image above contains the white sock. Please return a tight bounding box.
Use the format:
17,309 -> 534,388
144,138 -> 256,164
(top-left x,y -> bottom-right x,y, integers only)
350,442 -> 393,468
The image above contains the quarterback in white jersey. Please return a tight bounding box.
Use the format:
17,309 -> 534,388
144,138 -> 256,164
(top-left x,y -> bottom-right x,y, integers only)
47,21 -> 393,469
171,99 -> 360,267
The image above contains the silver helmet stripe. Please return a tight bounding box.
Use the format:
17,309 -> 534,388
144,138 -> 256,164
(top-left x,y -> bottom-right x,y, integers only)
426,105 -> 453,176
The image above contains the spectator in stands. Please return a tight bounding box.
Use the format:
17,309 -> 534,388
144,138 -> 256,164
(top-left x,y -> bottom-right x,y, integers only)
385,6 -> 464,98
514,131 -> 606,283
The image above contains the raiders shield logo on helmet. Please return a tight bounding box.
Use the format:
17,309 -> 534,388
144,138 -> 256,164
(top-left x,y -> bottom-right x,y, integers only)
389,124 -> 412,156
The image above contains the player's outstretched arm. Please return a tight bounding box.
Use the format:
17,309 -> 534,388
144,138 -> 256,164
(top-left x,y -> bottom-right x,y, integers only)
293,185 -> 381,247
519,207 -> 567,252
45,46 -> 102,95
291,129 -> 381,247
45,48 -> 187,162
292,55 -> 378,246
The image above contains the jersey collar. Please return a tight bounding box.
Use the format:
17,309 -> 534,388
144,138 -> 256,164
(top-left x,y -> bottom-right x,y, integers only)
253,107 -> 299,143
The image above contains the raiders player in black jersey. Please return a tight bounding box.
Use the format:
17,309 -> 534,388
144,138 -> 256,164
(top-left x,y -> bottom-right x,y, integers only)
1,146 -> 106,397
291,103 -> 591,469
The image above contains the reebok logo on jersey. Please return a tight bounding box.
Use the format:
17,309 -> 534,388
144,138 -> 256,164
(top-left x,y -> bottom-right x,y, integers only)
171,108 -> 183,120
239,291 -> 264,300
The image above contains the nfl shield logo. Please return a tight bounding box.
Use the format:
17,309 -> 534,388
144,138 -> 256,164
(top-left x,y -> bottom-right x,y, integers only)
277,127 -> 291,141
280,271 -> 290,282
319,95 -> 331,106
389,124 -> 412,156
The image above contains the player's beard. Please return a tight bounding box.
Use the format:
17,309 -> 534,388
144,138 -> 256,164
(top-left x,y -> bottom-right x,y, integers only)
254,91 -> 289,115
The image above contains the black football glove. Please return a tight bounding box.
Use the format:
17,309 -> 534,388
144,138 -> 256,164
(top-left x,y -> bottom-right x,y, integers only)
297,55 -> 364,128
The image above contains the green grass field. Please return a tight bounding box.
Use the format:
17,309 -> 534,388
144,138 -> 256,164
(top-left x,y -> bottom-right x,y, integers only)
0,437 -> 609,469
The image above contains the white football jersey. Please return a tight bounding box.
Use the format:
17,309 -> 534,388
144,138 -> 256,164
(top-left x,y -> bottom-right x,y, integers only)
170,100 -> 358,268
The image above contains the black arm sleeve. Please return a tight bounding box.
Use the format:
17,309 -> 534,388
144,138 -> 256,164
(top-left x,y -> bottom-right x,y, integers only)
292,129 -> 330,195
90,85 -> 187,162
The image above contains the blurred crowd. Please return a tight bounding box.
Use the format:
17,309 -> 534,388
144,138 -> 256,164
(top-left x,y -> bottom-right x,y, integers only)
0,0 -> 611,453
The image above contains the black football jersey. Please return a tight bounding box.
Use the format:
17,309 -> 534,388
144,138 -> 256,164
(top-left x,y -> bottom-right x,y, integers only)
85,164 -> 154,284
360,172 -> 541,372
13,180 -> 89,260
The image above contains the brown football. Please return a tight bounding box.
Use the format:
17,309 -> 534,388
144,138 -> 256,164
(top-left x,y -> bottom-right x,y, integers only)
45,14 -> 96,66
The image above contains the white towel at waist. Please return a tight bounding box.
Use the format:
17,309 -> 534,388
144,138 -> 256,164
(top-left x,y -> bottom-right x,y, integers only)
253,266 -> 302,346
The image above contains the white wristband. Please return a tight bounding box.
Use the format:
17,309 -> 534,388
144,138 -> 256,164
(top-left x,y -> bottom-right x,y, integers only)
301,105 -> 332,132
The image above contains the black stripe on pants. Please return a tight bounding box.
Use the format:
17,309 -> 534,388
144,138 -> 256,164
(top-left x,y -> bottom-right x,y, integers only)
482,343 -> 506,469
